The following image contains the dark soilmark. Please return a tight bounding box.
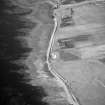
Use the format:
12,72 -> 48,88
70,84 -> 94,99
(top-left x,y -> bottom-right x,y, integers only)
61,0 -> 86,5
59,51 -> 80,61
73,34 -> 91,42
58,40 -> 75,49
57,34 -> 91,50
98,57 -> 105,65
60,22 -> 75,28
61,16 -> 73,23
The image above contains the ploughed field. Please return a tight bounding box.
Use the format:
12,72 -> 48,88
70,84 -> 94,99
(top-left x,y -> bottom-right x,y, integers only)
52,4 -> 105,105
